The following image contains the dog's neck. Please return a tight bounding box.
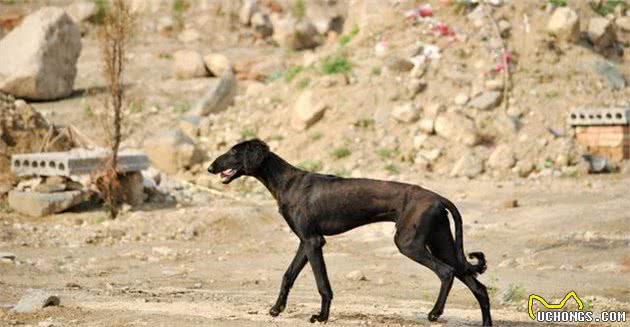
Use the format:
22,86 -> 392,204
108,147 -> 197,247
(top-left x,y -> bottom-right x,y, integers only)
253,152 -> 300,200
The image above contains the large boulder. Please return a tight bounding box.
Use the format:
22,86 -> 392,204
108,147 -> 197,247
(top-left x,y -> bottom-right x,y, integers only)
546,7 -> 579,42
487,144 -> 516,170
272,15 -> 322,50
8,190 -> 85,217
191,71 -> 236,115
450,152 -> 484,178
434,111 -> 480,146
0,7 -> 82,100
203,53 -> 233,77
143,129 -> 205,174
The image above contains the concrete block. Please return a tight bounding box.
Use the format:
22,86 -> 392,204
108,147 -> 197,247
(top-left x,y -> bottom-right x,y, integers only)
11,148 -> 149,177
568,107 -> 630,126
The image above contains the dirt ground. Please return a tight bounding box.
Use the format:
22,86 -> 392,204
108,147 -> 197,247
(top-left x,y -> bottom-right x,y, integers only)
2,174 -> 629,327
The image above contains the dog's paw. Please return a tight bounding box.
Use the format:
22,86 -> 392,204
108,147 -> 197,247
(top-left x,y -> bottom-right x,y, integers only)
427,310 -> 442,322
309,314 -> 328,323
269,304 -> 284,317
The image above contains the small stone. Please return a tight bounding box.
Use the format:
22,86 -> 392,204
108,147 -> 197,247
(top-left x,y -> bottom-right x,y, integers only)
434,112 -> 480,146
487,145 -> 516,170
291,90 -> 328,130
391,103 -> 420,123
405,78 -> 427,98
251,12 -> 273,38
173,50 -> 208,79
239,0 -> 258,26
469,91 -> 502,111
501,199 -> 519,209
346,270 -> 368,281
498,19 -> 511,37
418,118 -> 434,134
587,17 -> 616,49
11,289 -> 60,313
450,152 -> 484,178
417,148 -> 441,162
203,53 -> 233,77
177,28 -> 201,43
485,79 -> 504,91
385,56 -> 414,73
0,252 -> 15,262
516,159 -> 535,178
454,93 -> 469,105
156,16 -> 175,33
546,7 -> 580,42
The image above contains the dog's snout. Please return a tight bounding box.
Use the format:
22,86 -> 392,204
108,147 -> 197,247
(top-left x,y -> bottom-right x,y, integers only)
207,163 -> 215,173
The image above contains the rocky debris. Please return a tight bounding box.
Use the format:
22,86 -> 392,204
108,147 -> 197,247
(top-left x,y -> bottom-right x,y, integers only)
203,53 -> 234,77
615,16 -> 630,44
64,1 -> 97,24
450,152 -> 484,178
405,78 -> 427,98
34,176 -> 67,193
239,0 -> 258,26
469,91 -> 502,111
192,72 -> 236,115
487,145 -> 516,170
143,129 -> 205,174
11,289 -> 60,313
178,28 -> 201,43
454,93 -> 469,105
587,17 -> 616,49
434,111 -> 480,146
272,16 -> 322,50
8,190 -> 85,217
515,159 -> 536,178
546,7 -> 579,42
501,199 -> 519,209
345,270 -> 368,281
251,12 -> 273,38
173,50 -> 208,79
0,7 -> 81,100
391,103 -> 420,123
418,118 -> 435,134
291,90 -> 327,130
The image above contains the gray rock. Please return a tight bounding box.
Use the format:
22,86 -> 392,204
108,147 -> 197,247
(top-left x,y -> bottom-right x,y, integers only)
173,50 -> 208,79
391,103 -> 420,123
8,190 -> 84,217
192,71 -> 236,115
143,129 -> 205,174
0,7 -> 82,100
546,7 -> 579,42
587,17 -> 616,49
469,91 -> 502,111
11,289 -> 60,313
291,90 -> 327,130
434,112 -> 480,146
450,152 -> 484,178
593,60 -> 626,90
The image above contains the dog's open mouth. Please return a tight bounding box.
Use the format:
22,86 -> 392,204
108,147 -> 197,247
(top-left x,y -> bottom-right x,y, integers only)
220,168 -> 237,182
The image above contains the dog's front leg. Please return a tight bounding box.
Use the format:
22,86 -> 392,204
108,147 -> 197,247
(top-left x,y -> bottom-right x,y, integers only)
304,236 -> 333,323
270,242 -> 307,317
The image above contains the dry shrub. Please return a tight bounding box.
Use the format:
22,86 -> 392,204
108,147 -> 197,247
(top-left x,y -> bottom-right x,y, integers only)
95,0 -> 134,218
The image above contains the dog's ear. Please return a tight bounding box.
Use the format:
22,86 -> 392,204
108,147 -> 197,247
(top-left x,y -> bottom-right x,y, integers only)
243,139 -> 269,174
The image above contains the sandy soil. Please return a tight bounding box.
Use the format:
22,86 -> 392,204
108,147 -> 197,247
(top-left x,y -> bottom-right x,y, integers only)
1,174 -> 629,327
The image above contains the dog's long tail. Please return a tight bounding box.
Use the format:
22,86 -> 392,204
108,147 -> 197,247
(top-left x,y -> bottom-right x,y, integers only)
439,196 -> 487,276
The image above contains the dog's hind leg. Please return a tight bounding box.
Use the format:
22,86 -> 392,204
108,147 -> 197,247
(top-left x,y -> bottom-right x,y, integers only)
270,242 -> 308,317
395,208 -> 455,322
457,273 -> 492,326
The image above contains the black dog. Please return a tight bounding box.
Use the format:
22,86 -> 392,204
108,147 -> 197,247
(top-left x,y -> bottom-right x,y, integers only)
208,139 -> 492,326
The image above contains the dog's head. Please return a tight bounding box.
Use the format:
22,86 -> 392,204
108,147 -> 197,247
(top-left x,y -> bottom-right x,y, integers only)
208,139 -> 270,184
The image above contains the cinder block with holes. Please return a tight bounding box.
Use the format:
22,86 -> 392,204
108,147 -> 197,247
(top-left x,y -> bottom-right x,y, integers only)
11,149 -> 150,177
570,108 -> 630,162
